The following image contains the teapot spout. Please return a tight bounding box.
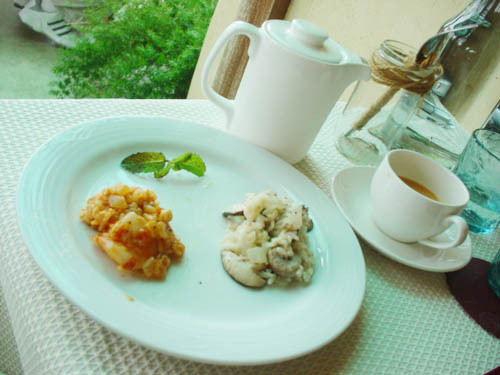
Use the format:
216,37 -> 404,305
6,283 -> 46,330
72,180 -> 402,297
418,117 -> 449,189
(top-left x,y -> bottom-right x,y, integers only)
342,56 -> 371,84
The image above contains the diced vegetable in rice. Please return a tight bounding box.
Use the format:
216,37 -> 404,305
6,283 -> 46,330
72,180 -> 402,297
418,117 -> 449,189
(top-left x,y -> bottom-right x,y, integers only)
221,191 -> 315,287
80,184 -> 185,280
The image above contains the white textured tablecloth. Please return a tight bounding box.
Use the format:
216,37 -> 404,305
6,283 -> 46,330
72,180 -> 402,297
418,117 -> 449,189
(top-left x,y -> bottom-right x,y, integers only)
0,99 -> 499,375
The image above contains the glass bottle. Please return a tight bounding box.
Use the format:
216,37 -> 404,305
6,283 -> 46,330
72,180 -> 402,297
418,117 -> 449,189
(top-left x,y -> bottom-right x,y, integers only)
336,40 -> 440,166
439,0 -> 499,129
368,83 -> 470,170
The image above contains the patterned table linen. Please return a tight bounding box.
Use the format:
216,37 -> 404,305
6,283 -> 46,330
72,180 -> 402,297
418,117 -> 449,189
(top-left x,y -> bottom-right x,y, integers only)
0,99 -> 498,375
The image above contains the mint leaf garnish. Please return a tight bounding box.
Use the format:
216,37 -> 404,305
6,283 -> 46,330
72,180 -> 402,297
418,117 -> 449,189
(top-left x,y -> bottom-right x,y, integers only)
154,163 -> 173,178
120,152 -> 166,173
171,152 -> 206,177
121,151 -> 206,178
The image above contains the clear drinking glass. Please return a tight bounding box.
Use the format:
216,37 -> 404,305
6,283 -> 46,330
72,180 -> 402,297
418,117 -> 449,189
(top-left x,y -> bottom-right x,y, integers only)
453,129 -> 500,234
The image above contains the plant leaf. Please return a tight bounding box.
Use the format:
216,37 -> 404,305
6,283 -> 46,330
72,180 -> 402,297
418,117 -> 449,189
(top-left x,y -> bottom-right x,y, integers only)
154,162 -> 173,178
170,152 -> 193,164
120,152 -> 166,173
171,152 -> 206,177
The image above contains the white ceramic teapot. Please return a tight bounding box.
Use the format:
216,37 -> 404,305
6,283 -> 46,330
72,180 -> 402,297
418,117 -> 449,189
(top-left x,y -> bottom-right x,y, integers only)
201,19 -> 371,164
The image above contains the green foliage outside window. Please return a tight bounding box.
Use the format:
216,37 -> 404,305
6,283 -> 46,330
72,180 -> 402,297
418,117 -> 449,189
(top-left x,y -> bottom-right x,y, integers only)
50,0 -> 217,98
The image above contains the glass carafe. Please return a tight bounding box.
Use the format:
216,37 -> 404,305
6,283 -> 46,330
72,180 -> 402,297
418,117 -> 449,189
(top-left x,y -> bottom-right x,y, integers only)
336,40 -> 442,166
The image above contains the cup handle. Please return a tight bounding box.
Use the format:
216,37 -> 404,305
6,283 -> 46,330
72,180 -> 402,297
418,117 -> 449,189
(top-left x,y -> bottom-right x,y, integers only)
201,21 -> 261,130
418,215 -> 469,249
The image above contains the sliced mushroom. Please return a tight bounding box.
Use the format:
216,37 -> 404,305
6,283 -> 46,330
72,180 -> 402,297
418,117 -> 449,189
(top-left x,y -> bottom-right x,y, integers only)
221,250 -> 266,288
222,203 -> 245,218
302,206 -> 313,232
267,247 -> 302,278
222,210 -> 244,218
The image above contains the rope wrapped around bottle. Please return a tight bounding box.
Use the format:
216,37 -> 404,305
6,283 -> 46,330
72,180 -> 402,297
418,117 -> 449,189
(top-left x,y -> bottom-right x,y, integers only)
351,50 -> 443,131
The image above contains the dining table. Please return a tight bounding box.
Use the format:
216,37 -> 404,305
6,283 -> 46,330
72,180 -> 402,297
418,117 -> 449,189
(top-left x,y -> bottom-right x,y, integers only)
0,98 -> 499,375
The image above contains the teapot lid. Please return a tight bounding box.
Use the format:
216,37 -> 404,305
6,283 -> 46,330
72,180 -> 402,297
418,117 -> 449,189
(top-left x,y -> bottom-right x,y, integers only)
265,19 -> 345,65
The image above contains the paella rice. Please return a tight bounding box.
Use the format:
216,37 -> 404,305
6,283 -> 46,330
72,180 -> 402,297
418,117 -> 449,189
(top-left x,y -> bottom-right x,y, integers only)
80,184 -> 185,279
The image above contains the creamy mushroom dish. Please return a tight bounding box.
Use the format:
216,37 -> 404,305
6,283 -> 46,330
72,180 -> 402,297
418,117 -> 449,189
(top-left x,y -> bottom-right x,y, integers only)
221,191 -> 315,288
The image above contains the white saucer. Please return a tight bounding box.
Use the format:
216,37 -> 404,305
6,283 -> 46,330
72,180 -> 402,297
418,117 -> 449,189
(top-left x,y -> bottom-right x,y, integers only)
330,167 -> 472,272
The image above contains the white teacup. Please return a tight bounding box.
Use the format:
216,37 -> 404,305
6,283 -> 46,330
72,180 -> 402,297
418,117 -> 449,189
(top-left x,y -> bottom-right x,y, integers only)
370,149 -> 470,249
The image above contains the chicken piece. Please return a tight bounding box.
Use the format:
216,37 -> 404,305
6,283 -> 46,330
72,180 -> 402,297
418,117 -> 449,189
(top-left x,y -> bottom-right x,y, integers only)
142,255 -> 171,279
94,234 -> 136,269
94,234 -> 171,279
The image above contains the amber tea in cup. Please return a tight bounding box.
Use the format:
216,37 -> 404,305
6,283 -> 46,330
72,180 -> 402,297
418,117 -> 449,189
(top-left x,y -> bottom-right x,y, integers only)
371,149 -> 469,249
399,176 -> 439,201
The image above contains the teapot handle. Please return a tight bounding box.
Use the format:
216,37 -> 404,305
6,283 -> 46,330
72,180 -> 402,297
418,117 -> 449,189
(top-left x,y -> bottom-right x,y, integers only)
201,21 -> 261,129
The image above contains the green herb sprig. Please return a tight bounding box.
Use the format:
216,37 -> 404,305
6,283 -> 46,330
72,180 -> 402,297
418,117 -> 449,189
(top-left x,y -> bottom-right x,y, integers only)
121,152 -> 206,178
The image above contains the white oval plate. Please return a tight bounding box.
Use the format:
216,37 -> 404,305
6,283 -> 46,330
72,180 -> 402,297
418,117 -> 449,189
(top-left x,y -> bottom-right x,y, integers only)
331,166 -> 472,272
17,116 -> 365,365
